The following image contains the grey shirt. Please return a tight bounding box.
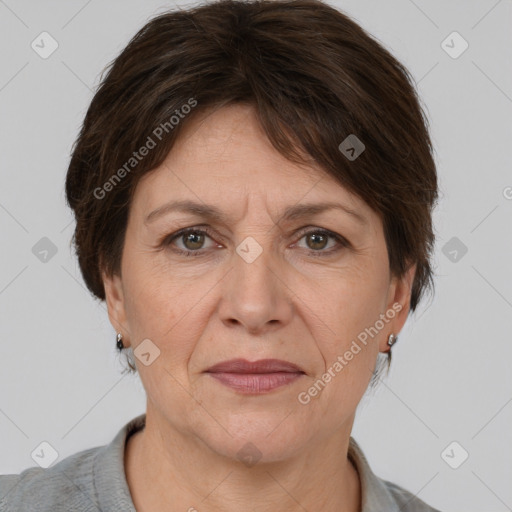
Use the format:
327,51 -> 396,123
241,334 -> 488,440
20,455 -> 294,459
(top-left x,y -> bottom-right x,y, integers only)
0,413 -> 441,511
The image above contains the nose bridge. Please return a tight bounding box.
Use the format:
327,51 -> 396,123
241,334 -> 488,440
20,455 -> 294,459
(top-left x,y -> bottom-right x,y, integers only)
218,228 -> 292,332
236,234 -> 276,290
234,231 -> 279,303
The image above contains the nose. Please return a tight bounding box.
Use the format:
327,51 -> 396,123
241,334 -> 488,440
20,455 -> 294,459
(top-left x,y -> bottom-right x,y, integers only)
217,239 -> 294,335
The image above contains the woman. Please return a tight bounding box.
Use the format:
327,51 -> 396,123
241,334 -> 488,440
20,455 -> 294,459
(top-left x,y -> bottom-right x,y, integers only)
0,0 -> 441,510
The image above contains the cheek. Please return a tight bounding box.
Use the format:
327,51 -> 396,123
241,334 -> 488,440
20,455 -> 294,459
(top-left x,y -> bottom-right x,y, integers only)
309,262 -> 388,386
309,295 -> 383,412
123,279 -> 171,335
122,256 -> 212,369
122,244 -> 181,329
313,262 -> 388,339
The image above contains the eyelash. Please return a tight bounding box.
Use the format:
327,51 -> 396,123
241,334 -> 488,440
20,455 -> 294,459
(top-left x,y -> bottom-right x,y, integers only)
162,226 -> 349,258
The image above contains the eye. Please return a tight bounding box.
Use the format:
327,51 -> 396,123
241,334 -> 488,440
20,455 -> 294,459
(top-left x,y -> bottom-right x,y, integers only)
162,226 -> 349,258
293,228 -> 349,256
163,226 -> 219,257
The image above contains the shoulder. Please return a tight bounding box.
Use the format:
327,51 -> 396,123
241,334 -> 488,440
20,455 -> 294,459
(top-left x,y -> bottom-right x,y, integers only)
0,445 -> 102,512
347,436 -> 443,512
382,479 -> 443,512
0,414 -> 144,512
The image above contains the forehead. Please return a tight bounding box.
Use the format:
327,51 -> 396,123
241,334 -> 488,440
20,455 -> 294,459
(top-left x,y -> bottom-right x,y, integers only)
133,104 -> 372,223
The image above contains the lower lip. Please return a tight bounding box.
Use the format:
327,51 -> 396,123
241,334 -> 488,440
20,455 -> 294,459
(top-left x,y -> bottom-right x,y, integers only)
206,372 -> 303,393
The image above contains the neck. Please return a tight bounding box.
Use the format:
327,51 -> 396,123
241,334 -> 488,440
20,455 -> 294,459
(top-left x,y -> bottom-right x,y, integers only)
125,407 -> 361,512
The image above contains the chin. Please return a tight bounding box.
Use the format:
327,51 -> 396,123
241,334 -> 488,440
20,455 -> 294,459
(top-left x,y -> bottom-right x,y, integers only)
196,412 -> 308,465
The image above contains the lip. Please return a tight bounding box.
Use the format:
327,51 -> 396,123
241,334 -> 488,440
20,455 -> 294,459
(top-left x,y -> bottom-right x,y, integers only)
205,358 -> 305,394
205,358 -> 305,374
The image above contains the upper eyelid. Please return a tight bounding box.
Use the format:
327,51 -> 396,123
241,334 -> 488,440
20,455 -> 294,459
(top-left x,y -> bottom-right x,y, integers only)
166,225 -> 347,249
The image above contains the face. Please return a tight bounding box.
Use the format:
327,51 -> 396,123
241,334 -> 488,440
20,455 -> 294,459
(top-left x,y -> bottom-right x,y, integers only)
103,103 -> 415,463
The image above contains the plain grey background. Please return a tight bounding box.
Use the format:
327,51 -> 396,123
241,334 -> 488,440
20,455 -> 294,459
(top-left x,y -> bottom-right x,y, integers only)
1,1 -> 511,511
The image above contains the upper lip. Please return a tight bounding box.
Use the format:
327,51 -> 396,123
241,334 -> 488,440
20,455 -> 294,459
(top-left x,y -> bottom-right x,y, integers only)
206,358 -> 305,374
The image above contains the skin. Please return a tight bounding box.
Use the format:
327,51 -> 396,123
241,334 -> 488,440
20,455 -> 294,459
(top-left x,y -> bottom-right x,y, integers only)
103,103 -> 416,512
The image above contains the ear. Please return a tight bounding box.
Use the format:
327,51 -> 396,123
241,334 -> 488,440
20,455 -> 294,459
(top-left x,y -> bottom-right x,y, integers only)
379,262 -> 417,353
102,270 -> 130,342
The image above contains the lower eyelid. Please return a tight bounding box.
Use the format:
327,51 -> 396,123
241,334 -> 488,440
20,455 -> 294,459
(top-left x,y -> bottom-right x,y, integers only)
169,229 -> 218,250
166,228 -> 347,254
294,232 -> 341,249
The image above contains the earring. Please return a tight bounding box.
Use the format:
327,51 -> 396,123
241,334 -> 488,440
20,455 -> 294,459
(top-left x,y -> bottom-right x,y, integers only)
387,333 -> 398,349
116,332 -> 124,351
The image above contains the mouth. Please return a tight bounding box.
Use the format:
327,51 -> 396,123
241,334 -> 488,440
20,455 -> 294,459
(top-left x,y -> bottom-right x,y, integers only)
205,358 -> 305,394
206,358 -> 305,374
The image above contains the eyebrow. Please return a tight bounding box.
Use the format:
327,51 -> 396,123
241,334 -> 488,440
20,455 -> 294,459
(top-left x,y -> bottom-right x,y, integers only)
144,199 -> 368,226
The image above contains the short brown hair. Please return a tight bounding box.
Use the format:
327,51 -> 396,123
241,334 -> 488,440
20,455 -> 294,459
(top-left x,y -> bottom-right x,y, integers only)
65,0 -> 438,376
